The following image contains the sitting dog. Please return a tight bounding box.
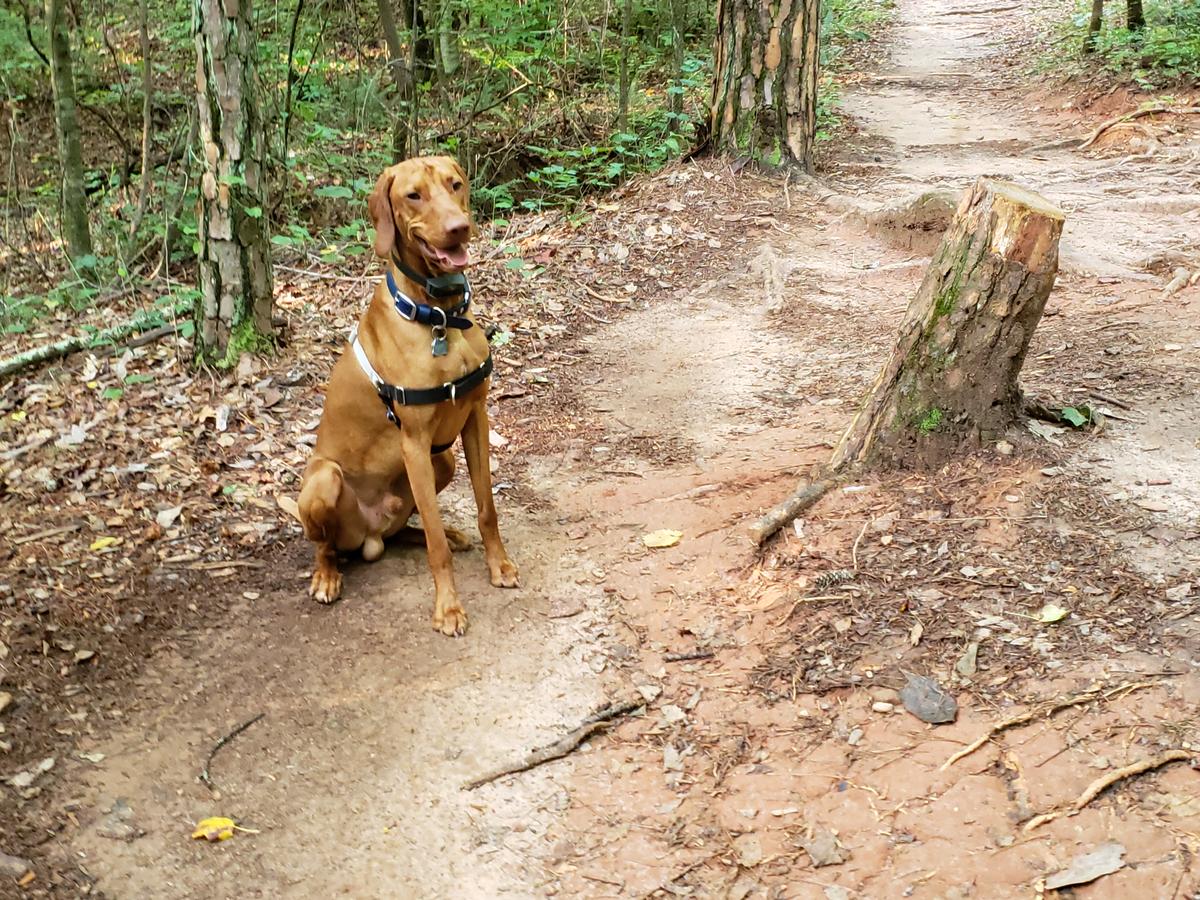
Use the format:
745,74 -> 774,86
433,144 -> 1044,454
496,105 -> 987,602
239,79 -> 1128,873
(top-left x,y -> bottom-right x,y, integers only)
296,156 -> 519,636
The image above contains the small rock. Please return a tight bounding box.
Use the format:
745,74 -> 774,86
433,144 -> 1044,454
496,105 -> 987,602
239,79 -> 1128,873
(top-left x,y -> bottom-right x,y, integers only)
871,701 -> 894,713
900,673 -> 958,724
995,440 -> 1014,456
663,745 -> 683,772
955,642 -> 980,678
96,799 -> 143,843
0,692 -> 11,716
847,728 -> 864,746
0,851 -> 32,879
635,683 -> 662,703
800,824 -> 847,867
824,887 -> 851,900
732,833 -> 763,868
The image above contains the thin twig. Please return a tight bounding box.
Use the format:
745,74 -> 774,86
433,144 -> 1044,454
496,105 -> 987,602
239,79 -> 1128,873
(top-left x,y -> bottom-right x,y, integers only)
851,518 -> 870,571
1023,749 -> 1194,831
664,650 -> 715,663
748,477 -> 836,545
462,698 -> 642,790
199,713 -> 265,792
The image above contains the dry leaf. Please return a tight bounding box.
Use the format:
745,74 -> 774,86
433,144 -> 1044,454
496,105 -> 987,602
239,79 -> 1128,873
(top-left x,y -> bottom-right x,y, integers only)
192,816 -> 238,842
1037,603 -> 1069,623
89,536 -> 120,552
643,529 -> 683,549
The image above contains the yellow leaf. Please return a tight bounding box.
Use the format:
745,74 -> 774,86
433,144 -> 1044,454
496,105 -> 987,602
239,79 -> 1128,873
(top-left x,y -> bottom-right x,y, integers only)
192,816 -> 237,842
89,536 -> 120,552
1037,603 -> 1069,624
86,380 -> 99,389
10,410 -> 26,422
643,529 -> 683,549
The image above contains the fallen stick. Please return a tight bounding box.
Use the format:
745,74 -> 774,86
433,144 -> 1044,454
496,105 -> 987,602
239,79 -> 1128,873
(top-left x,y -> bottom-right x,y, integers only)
1023,749 -> 1195,832
462,698 -> 642,790
664,650 -> 715,663
941,681 -> 1152,770
1079,106 -> 1200,150
748,477 -> 835,546
0,299 -> 191,381
199,712 -> 265,793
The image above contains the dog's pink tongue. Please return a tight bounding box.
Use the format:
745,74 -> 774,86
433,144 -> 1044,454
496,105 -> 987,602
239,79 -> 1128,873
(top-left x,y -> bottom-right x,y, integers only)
437,244 -> 470,268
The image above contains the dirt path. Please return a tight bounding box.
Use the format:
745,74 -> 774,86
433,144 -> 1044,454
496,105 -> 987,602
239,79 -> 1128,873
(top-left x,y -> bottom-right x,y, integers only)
37,0 -> 1200,897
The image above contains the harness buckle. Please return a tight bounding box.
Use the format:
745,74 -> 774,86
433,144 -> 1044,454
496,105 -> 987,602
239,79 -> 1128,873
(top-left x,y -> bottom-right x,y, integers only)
445,381 -> 457,402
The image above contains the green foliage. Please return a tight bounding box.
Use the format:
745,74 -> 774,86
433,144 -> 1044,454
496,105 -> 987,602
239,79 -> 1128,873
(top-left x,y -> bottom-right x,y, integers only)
917,407 -> 944,435
1059,0 -> 1199,84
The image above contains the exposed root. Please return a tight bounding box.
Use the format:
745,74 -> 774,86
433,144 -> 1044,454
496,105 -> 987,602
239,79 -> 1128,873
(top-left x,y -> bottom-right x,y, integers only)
1079,106 -> 1200,150
748,477 -> 836,546
1023,749 -> 1195,832
941,681 -> 1153,770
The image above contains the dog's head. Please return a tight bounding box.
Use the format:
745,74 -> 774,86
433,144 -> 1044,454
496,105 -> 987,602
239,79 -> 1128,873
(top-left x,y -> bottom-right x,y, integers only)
368,156 -> 474,274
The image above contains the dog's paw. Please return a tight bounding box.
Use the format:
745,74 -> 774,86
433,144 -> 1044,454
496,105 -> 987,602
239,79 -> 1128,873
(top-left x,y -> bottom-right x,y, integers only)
445,527 -> 472,552
309,569 -> 343,604
489,558 -> 520,589
433,605 -> 469,637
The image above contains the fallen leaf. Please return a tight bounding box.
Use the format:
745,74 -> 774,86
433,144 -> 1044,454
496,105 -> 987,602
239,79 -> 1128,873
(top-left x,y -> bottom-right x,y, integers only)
732,833 -> 763,868
955,641 -> 979,678
89,536 -> 120,552
643,529 -> 683,549
1037,603 -> 1069,623
1045,842 -> 1126,890
192,816 -> 238,842
799,824 -> 846,867
155,505 -> 183,529
908,622 -> 924,646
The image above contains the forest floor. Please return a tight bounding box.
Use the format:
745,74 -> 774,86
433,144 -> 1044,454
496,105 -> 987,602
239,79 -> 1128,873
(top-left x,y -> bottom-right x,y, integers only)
3,0 -> 1200,896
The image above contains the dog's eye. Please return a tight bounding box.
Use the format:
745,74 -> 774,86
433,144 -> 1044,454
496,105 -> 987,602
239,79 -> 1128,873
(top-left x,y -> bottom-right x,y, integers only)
452,180 -> 463,191
406,191 -> 421,201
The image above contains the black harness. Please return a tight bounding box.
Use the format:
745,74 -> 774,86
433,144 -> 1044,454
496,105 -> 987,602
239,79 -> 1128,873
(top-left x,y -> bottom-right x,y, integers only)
349,256 -> 492,454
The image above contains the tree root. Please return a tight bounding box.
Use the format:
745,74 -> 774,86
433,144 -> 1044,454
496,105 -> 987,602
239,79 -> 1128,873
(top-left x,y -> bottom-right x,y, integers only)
941,681 -> 1153,770
748,476 -> 836,546
1023,749 -> 1195,832
462,698 -> 642,790
1079,106 -> 1200,150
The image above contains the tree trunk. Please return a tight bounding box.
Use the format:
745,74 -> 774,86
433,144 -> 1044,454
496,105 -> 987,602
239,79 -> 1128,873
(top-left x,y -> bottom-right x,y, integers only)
711,0 -> 821,171
193,0 -> 275,366
831,178 -> 1065,470
436,0 -> 460,78
378,0 -> 415,161
45,0 -> 92,261
1084,0 -> 1104,52
1126,0 -> 1144,30
617,0 -> 632,131
128,0 -> 153,245
668,0 -> 686,123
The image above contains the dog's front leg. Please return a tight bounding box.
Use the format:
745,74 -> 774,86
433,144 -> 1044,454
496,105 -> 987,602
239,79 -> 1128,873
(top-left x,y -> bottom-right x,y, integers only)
401,434 -> 467,636
461,404 -> 520,589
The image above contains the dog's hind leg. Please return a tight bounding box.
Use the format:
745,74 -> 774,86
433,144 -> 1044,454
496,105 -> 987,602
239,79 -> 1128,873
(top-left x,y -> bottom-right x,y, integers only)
299,458 -> 358,603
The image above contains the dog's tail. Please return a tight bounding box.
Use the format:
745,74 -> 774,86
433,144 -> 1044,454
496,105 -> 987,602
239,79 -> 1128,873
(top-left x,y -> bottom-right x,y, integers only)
298,460 -> 344,544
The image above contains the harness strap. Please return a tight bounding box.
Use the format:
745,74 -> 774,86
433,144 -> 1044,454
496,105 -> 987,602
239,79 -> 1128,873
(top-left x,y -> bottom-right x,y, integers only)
349,324 -> 493,426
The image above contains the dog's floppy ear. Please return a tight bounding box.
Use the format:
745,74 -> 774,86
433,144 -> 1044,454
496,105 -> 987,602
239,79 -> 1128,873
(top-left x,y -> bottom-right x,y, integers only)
368,169 -> 397,259
449,160 -> 478,239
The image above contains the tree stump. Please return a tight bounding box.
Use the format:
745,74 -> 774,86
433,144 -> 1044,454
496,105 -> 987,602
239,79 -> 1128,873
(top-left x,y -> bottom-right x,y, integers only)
832,178 -> 1065,470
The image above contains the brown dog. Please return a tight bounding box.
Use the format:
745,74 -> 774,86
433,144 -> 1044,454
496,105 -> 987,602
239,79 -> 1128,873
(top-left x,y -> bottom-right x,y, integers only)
296,156 -> 518,636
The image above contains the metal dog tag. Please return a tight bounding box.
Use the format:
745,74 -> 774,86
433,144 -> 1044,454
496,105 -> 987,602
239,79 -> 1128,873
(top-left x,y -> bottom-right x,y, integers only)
431,325 -> 449,357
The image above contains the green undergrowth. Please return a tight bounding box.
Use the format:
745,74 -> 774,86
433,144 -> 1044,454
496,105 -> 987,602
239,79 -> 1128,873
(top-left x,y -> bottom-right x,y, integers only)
1040,0 -> 1199,87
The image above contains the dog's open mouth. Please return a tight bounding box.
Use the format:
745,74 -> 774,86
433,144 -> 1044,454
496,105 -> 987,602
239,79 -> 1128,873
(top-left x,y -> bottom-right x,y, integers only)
418,238 -> 470,272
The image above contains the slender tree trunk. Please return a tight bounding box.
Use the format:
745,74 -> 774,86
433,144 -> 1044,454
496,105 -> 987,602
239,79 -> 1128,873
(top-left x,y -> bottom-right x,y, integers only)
711,0 -> 821,171
617,0 -> 632,131
193,0 -> 274,365
128,0 -> 153,244
1126,0 -> 1144,30
45,0 -> 92,260
832,179 -> 1065,469
668,0 -> 686,123
378,0 -> 415,161
1084,0 -> 1104,51
436,0 -> 460,78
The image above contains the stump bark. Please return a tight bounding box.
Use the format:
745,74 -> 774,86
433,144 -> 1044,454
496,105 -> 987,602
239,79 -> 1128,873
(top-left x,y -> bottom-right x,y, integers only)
832,178 -> 1065,470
